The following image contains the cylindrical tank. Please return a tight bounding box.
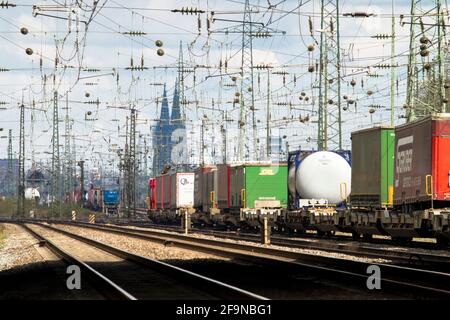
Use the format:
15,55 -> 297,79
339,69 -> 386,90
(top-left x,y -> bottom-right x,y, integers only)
25,187 -> 40,200
295,151 -> 351,204
288,165 -> 296,196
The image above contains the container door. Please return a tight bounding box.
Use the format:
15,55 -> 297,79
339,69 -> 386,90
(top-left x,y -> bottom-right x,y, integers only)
432,120 -> 450,201
394,118 -> 432,204
380,129 -> 395,205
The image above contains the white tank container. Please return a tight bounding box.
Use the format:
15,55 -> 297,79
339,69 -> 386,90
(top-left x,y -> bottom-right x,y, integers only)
25,187 -> 40,200
295,151 -> 351,204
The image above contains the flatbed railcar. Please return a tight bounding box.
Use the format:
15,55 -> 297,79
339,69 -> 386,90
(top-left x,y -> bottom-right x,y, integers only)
146,114 -> 450,245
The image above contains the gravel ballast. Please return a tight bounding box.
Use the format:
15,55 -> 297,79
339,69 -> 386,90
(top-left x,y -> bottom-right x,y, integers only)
53,224 -> 229,263
0,223 -> 44,271
54,223 -> 392,264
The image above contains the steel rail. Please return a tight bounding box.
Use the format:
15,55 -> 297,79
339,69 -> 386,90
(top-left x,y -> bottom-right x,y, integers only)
21,224 -> 137,300
46,220 -> 450,298
60,218 -> 450,271
28,221 -> 268,300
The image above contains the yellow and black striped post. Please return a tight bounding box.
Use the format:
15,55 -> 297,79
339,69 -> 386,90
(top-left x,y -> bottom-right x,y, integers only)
71,211 -> 76,221
261,216 -> 271,245
88,214 -> 95,224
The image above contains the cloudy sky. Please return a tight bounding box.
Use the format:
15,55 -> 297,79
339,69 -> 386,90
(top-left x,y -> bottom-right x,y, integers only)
0,0 -> 442,174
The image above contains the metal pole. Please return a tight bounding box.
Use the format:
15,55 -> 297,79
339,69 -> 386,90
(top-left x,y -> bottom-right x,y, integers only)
7,129 -> 14,198
266,68 -> 271,159
390,0 -> 396,126
51,90 -> 60,217
17,104 -> 25,217
78,160 -> 85,207
336,0 -> 342,150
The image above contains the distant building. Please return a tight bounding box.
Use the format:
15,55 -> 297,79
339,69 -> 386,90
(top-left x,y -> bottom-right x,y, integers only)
152,84 -> 175,174
152,80 -> 188,175
170,78 -> 187,167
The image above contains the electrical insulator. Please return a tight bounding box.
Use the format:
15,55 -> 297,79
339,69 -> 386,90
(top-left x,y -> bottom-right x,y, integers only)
420,49 -> 429,57
419,36 -> 429,44
171,7 -> 205,15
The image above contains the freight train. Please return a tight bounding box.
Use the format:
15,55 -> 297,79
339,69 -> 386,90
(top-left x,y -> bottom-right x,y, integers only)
147,114 -> 450,245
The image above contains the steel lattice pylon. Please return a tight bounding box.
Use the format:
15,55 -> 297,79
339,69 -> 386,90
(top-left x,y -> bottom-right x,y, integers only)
318,0 -> 342,151
51,90 -> 60,217
209,1 -> 284,161
405,0 -> 447,121
64,94 -> 73,200
239,0 -> 256,161
127,108 -> 137,217
7,129 -> 14,197
17,104 -> 25,217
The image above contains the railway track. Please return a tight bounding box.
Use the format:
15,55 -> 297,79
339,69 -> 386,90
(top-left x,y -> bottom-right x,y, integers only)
21,222 -> 268,300
81,217 -> 450,272
37,219 -> 450,299
107,210 -> 449,250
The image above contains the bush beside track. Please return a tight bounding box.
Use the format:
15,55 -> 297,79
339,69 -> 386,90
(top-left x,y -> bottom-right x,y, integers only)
0,198 -> 102,220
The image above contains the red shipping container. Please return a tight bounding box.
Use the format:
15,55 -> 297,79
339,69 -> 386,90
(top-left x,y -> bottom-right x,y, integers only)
148,178 -> 156,209
394,114 -> 450,205
155,175 -> 165,209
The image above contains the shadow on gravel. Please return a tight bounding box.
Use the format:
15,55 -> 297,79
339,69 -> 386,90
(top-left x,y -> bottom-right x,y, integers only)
0,261 -> 103,300
0,257 -> 444,300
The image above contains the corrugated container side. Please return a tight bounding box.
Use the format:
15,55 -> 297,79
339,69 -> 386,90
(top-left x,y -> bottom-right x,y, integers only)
163,174 -> 171,208
215,164 -> 230,209
148,178 -> 156,209
395,115 -> 450,205
244,165 -> 288,209
380,129 -> 395,205
203,171 -> 214,210
237,166 -> 245,208
351,128 -> 381,205
230,166 -> 244,208
433,118 -> 450,201
155,175 -> 164,209
394,117 -> 432,204
170,173 -> 176,208
194,166 -> 215,209
194,168 -> 203,209
351,127 -> 395,207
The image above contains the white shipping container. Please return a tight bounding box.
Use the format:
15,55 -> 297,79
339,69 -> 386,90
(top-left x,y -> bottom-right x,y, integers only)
170,173 -> 195,208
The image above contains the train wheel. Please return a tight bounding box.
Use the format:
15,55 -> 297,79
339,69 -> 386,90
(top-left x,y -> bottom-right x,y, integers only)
362,234 -> 373,241
436,237 -> 449,248
392,237 -> 411,244
352,232 -> 360,240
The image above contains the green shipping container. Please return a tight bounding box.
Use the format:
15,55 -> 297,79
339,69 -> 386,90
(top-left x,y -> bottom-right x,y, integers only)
351,126 -> 395,207
230,164 -> 288,209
